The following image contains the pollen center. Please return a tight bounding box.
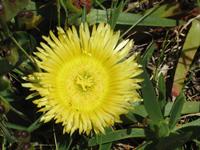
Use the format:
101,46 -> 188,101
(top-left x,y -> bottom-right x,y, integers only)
75,73 -> 94,92
56,55 -> 109,111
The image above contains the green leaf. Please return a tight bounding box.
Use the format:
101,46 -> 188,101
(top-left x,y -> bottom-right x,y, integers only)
159,120 -> 170,137
155,131 -> 193,150
58,143 -> 69,150
13,31 -> 36,53
27,116 -> 42,132
6,122 -> 28,131
165,101 -> 200,116
0,31 -> 36,74
0,117 -> 16,143
129,101 -> 200,119
148,119 -> 170,139
141,67 -> 163,124
156,120 -> 200,149
88,128 -> 145,146
198,0 -> 200,6
125,103 -> 147,122
9,105 -> 29,121
109,1 -> 125,29
99,143 -> 112,150
60,0 -> 68,15
175,118 -> 200,130
183,19 -> 200,51
150,3 -> 182,18
128,97 -> 190,125
81,4 -> 87,23
169,92 -> 186,130
12,31 -> 37,69
0,0 -> 29,22
158,73 -> 167,113
174,19 -> 200,91
86,9 -> 178,27
58,135 -> 72,150
141,42 -> 156,66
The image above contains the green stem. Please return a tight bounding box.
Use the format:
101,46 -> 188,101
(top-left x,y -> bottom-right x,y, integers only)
95,0 -> 106,10
10,36 -> 41,72
53,125 -> 59,150
81,5 -> 87,23
120,4 -> 160,39
66,138 -> 73,150
57,0 -> 61,26
10,36 -> 33,63
0,19 -> 40,72
27,116 -> 43,132
5,122 -> 28,131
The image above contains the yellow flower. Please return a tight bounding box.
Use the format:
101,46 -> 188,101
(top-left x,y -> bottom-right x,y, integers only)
23,23 -> 143,135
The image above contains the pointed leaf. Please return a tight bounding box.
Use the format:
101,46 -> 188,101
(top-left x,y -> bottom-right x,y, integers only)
174,19 -> 200,91
169,92 -> 186,130
99,143 -> 112,150
183,19 -> 200,51
141,42 -> 156,66
109,1 -> 125,28
141,67 -> 163,124
158,73 -> 167,113
175,118 -> 200,130
88,128 -> 145,146
86,9 -> 178,27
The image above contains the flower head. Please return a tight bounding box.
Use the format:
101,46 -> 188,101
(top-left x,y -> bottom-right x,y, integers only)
23,23 -> 143,135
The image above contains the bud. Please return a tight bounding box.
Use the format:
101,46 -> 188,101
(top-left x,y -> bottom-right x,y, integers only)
80,0 -> 92,13
0,45 -> 19,74
17,11 -> 42,29
0,97 -> 10,114
21,131 -> 30,138
0,75 -> 10,91
0,104 -> 5,114
14,130 -> 31,142
18,11 -> 26,18
6,46 -> 19,66
24,11 -> 34,19
24,15 -> 42,29
65,0 -> 92,14
21,143 -> 32,150
0,3 -> 4,15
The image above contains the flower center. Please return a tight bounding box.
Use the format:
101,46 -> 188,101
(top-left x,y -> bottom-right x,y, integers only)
56,56 -> 109,111
75,73 -> 94,92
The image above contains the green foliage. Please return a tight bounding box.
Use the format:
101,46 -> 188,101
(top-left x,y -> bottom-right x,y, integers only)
183,19 -> 200,51
98,143 -> 112,150
0,0 -> 29,22
108,0 -> 125,29
141,66 -> 163,124
169,92 -> 186,130
0,45 -> 19,75
0,75 -> 10,91
88,128 -> 145,146
174,19 -> 200,91
158,73 -> 167,113
86,8 -> 179,27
